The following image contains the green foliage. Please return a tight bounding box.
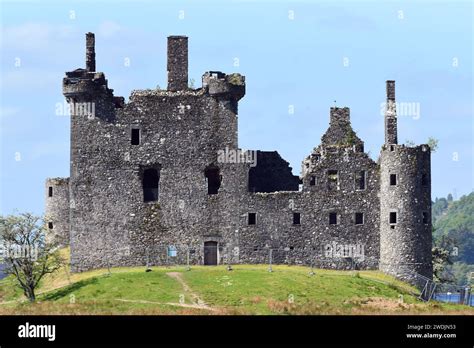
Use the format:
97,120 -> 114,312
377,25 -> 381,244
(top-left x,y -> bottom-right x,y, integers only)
345,129 -> 357,145
227,73 -> 244,86
0,213 -> 65,302
449,262 -> 474,286
432,244 -> 453,283
432,192 -> 474,285
427,137 -> 439,152
432,197 -> 449,224
1,265 -> 472,314
434,192 -> 474,264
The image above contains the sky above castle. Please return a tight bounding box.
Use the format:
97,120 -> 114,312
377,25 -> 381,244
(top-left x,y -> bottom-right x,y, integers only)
0,0 -> 472,215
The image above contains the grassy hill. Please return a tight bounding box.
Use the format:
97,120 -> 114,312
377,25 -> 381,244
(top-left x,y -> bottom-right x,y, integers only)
0,249 -> 472,315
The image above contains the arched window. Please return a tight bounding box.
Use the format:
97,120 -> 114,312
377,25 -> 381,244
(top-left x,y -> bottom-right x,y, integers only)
143,168 -> 159,202
204,165 -> 221,195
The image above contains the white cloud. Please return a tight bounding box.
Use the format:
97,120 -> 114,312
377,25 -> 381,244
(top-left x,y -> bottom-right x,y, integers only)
98,21 -> 122,39
0,107 -> 21,119
0,69 -> 61,91
1,22 -> 77,51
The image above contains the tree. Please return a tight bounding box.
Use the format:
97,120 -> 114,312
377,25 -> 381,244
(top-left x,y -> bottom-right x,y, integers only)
432,245 -> 454,283
0,213 -> 64,302
447,193 -> 453,203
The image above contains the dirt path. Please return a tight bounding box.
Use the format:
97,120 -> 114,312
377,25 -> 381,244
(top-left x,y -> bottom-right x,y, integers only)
166,272 -> 214,310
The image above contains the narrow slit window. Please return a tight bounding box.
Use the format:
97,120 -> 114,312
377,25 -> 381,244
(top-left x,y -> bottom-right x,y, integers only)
327,170 -> 339,190
355,170 -> 366,190
143,168 -> 159,202
309,176 -> 316,186
48,222 -> 53,229
390,174 -> 397,186
248,213 -> 256,225
329,212 -> 337,225
293,213 -> 301,225
204,165 -> 221,195
422,212 -> 428,224
131,128 -> 140,145
389,212 -> 397,224
355,212 -> 364,225
48,186 -> 53,197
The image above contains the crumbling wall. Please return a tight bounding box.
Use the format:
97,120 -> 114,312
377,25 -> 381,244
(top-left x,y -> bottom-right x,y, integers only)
248,151 -> 300,193
52,34 -> 431,281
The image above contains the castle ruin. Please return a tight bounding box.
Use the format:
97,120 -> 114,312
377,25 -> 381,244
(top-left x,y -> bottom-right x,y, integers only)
45,33 -> 433,285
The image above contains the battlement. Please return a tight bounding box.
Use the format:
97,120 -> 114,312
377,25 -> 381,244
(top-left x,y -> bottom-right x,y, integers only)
381,143 -> 430,156
63,70 -> 112,98
202,71 -> 246,100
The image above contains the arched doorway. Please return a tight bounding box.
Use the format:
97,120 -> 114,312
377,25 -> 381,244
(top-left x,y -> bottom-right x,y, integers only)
204,241 -> 218,265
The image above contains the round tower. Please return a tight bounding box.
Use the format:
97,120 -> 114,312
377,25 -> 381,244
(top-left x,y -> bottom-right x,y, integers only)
45,178 -> 70,247
379,81 -> 432,285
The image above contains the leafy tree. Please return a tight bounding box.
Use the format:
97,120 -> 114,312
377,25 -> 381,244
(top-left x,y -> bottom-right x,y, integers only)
432,244 -> 453,283
434,192 -> 474,264
0,213 -> 64,302
447,193 -> 453,203
432,197 -> 448,223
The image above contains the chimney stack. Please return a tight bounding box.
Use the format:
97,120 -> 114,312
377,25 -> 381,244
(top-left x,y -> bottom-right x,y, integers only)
167,36 -> 188,91
384,80 -> 398,145
85,32 -> 96,72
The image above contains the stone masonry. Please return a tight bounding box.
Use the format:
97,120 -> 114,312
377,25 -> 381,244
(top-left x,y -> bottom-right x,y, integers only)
45,33 -> 433,286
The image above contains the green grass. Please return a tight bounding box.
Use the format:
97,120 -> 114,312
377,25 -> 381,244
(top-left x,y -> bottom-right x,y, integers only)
0,262 -> 472,315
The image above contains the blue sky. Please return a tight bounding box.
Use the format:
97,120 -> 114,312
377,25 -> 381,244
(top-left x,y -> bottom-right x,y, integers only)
0,0 -> 472,215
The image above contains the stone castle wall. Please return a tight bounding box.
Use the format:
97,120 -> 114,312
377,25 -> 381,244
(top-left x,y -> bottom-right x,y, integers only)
44,33 -> 432,285
45,177 -> 70,247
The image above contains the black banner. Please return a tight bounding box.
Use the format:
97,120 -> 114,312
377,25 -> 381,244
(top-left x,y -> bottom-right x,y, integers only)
0,315 -> 472,346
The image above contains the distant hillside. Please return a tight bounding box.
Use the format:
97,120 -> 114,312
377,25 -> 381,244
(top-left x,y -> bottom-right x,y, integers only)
432,192 -> 474,265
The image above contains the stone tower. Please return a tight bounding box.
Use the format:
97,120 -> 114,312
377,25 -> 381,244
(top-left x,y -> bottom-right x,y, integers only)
379,80 -> 433,284
44,178 -> 70,246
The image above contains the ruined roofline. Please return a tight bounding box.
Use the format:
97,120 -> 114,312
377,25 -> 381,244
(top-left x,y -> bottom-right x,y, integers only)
381,143 -> 431,153
65,33 -> 245,103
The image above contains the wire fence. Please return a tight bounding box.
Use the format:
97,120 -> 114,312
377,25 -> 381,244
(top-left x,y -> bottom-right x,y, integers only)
3,242 -> 470,306
72,243 -> 473,304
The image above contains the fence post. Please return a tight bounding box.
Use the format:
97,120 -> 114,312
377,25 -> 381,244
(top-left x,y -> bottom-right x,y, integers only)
145,246 -> 151,272
226,246 -> 233,271
268,248 -> 273,273
105,248 -> 111,276
186,246 -> 191,271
